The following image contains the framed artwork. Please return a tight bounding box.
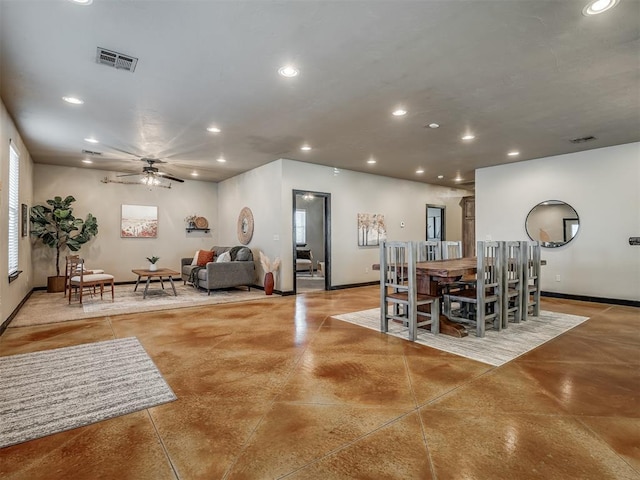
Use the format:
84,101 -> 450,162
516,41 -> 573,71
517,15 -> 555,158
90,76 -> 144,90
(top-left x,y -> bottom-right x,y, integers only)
358,213 -> 386,246
121,204 -> 158,238
21,203 -> 28,236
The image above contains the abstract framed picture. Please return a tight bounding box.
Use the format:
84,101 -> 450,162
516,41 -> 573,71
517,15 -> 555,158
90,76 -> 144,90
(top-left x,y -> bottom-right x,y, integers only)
121,204 -> 158,238
357,213 -> 386,246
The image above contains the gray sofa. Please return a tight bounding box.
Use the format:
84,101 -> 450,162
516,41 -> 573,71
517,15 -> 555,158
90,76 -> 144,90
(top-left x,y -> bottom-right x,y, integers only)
181,246 -> 255,294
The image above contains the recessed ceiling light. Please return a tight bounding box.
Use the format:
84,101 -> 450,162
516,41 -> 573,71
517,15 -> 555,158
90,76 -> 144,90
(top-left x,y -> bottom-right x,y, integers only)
583,0 -> 619,15
461,134 -> 475,141
216,157 -> 226,163
437,175 -> 444,179
428,123 -> 440,129
278,65 -> 299,78
300,145 -> 312,151
62,96 -> 84,105
207,126 -> 221,133
84,137 -> 99,144
82,159 -> 92,164
367,158 -> 376,164
507,151 -> 520,156
191,172 -> 199,177
69,0 -> 93,4
454,176 -> 463,182
392,109 -> 407,116
416,168 -> 425,174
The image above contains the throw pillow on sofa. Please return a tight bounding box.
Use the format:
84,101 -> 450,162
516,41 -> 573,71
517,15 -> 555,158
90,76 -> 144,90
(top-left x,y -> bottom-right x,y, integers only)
197,250 -> 215,266
216,251 -> 231,263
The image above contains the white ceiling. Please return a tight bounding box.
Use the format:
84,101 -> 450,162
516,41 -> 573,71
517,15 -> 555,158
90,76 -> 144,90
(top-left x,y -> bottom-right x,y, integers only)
1,0 -> 638,188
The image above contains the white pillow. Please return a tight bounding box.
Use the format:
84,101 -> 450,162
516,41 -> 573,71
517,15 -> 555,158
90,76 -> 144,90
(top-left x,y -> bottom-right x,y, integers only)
216,251 -> 231,263
191,250 -> 201,266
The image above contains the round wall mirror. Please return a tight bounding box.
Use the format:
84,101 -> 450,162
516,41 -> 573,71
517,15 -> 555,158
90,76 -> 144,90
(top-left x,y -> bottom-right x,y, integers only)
525,200 -> 579,248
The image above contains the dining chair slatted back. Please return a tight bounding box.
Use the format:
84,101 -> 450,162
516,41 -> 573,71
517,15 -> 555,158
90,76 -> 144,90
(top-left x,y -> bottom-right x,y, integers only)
443,240 -> 503,337
441,241 -> 463,260
502,241 -> 524,326
380,241 -> 439,341
521,241 -> 541,320
64,254 -> 81,296
416,240 -> 441,262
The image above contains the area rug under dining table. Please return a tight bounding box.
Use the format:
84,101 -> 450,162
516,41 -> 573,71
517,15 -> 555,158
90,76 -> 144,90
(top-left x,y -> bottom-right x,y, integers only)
333,308 -> 589,366
0,337 -> 176,449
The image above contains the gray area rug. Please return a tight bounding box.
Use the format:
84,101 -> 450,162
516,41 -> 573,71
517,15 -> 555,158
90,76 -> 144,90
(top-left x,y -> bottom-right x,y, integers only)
0,337 -> 176,448
11,283 -> 267,327
333,308 -> 589,366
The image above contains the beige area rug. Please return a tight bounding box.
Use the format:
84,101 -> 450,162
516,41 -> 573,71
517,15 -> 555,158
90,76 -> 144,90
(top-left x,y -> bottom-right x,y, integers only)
0,337 -> 176,448
333,308 -> 589,366
11,283 -> 268,327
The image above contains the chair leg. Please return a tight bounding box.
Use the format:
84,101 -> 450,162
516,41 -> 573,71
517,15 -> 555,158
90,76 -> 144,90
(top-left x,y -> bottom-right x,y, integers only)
431,300 -> 440,335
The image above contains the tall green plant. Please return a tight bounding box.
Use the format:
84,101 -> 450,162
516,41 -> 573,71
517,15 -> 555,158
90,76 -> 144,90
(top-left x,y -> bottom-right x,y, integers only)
30,195 -> 99,277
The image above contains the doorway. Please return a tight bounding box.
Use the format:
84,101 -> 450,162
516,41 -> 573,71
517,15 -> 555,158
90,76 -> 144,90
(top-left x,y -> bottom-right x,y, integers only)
293,190 -> 331,293
426,205 -> 445,241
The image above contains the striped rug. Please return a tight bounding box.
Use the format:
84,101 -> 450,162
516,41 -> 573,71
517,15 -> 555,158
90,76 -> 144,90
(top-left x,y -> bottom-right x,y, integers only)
0,337 -> 176,448
333,308 -> 589,366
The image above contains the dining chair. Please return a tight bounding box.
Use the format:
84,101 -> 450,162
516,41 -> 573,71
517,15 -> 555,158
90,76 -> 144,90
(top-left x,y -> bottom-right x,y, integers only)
443,240 -> 503,337
64,255 -> 106,296
67,256 -> 115,304
380,241 -> 439,341
502,241 -> 524,327
521,240 -> 541,320
441,240 -> 463,260
416,240 -> 441,262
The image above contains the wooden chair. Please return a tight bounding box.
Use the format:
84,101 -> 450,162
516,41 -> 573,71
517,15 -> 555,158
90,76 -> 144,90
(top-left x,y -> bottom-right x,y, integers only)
441,241 -> 463,260
502,241 -> 524,326
380,241 -> 439,341
416,240 -> 441,262
443,240 -> 503,337
521,240 -> 541,320
67,256 -> 115,304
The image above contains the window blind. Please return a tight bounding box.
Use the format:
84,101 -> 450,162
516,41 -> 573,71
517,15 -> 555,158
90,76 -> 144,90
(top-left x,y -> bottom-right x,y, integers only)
8,141 -> 20,276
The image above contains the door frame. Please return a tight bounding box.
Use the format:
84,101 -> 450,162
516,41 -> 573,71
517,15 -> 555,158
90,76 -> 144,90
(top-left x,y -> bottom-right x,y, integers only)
426,204 -> 446,241
292,190 -> 331,292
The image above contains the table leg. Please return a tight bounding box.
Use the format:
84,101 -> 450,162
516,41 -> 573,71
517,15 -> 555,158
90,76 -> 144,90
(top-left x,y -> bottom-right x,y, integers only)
168,276 -> 177,296
144,277 -> 151,299
134,275 -> 142,292
160,277 -> 165,289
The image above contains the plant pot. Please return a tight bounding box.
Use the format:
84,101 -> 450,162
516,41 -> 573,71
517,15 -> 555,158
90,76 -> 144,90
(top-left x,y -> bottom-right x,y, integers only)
149,263 -> 158,271
264,272 -> 274,295
47,275 -> 66,293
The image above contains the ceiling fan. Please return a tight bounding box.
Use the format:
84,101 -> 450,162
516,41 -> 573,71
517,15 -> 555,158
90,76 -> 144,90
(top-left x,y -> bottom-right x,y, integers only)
116,157 -> 185,184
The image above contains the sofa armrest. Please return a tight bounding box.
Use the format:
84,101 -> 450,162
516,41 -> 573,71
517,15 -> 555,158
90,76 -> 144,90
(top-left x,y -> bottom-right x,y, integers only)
181,257 -> 193,267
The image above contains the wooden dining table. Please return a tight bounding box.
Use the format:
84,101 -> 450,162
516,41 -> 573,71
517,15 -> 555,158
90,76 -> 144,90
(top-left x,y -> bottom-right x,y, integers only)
374,257 -> 478,338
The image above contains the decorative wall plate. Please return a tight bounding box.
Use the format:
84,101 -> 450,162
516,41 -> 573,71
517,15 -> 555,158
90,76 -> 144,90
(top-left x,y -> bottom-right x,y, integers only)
237,207 -> 254,245
194,216 -> 208,229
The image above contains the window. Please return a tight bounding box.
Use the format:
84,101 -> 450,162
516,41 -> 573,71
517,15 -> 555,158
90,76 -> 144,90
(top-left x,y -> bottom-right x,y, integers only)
295,209 -> 307,244
8,141 -> 20,277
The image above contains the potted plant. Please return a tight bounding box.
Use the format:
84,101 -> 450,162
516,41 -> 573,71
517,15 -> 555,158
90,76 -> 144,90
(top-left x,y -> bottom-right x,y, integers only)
30,195 -> 99,292
147,256 -> 160,271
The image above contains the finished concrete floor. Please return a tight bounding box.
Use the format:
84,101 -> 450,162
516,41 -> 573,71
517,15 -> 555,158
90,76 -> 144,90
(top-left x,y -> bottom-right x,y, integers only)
0,286 -> 638,479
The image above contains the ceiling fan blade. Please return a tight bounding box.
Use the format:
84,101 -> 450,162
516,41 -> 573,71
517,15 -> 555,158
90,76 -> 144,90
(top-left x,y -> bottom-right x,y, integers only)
159,174 -> 185,183
105,145 -> 143,158
116,172 -> 142,178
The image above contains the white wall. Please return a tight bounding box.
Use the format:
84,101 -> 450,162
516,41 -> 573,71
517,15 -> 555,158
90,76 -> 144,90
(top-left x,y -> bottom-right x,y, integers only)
217,160 -> 284,288
0,99 -> 34,325
280,160 -> 471,292
32,165 -> 218,285
476,142 -> 640,301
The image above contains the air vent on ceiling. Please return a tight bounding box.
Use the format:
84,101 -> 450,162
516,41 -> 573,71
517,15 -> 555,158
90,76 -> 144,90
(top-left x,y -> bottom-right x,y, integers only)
82,149 -> 102,156
570,135 -> 597,144
96,47 -> 138,72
